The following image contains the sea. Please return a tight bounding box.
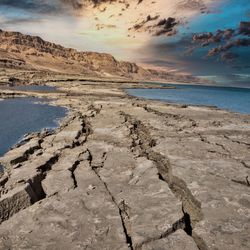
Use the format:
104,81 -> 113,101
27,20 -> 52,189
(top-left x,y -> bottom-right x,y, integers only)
127,83 -> 250,115
0,97 -> 67,158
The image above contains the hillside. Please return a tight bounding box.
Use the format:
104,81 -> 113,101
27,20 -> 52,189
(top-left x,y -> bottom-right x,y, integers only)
0,29 -> 201,82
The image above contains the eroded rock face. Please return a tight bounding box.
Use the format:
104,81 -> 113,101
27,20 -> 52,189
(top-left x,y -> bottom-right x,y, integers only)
0,29 -> 206,83
0,29 -> 147,78
0,77 -> 249,249
0,29 -> 162,79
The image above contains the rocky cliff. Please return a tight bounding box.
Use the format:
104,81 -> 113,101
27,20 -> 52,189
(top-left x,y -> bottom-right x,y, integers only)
0,29 -> 201,82
0,29 -> 151,79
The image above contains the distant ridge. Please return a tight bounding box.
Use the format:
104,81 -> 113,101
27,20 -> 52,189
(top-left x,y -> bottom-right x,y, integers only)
0,29 -> 202,82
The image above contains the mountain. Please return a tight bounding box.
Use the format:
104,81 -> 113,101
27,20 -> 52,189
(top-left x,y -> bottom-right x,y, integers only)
0,29 -> 202,82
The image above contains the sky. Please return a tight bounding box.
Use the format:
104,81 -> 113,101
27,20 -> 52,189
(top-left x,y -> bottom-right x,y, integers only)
0,0 -> 249,87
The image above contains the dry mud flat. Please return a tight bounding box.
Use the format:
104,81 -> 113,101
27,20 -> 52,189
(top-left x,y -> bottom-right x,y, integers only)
0,79 -> 249,250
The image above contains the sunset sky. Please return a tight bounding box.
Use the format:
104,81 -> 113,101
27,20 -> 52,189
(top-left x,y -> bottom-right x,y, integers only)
0,0 -> 249,86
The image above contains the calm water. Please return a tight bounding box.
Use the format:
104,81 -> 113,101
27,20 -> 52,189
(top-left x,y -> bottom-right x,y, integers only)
127,84 -> 250,114
0,97 -> 67,157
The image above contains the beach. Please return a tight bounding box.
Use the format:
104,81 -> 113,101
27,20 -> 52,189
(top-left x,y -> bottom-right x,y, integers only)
0,73 -> 249,250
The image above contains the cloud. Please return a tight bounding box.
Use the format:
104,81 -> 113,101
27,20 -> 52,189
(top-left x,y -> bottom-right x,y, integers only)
220,52 -> 238,62
0,0 -> 60,14
141,59 -> 180,67
130,15 -> 178,37
0,17 -> 42,25
191,22 -> 250,62
0,0 -> 84,15
239,22 -> 250,36
208,39 -> 250,56
60,0 -> 84,9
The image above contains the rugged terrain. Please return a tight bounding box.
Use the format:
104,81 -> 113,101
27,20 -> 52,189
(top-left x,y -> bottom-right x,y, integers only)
0,71 -> 249,250
0,29 -> 206,83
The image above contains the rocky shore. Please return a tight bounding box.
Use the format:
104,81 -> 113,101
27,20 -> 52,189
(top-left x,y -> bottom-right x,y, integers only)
0,75 -> 249,250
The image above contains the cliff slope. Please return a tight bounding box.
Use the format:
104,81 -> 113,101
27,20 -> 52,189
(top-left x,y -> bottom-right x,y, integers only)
0,29 -> 200,82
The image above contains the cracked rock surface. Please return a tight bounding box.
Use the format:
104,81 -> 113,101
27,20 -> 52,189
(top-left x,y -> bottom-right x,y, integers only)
0,77 -> 249,250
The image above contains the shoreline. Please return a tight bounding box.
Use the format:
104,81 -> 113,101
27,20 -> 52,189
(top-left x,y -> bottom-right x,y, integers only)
124,87 -> 250,116
0,95 -> 69,162
143,80 -> 250,90
0,81 -> 249,163
0,81 -> 249,167
125,91 -> 249,116
0,76 -> 249,250
1,81 -> 249,116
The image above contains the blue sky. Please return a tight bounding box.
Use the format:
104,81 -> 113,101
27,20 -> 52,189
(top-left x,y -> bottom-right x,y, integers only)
186,0 -> 250,32
145,0 -> 250,86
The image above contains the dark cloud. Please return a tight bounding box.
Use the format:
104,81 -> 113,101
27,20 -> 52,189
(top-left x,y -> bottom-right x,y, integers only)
140,26 -> 250,77
239,22 -> 250,36
220,52 -> 238,62
60,0 -> 84,9
191,22 -> 250,62
61,0 -> 121,9
153,36 -> 191,52
132,15 -> 159,31
0,0 -> 60,14
192,29 -> 235,46
0,0 -> 84,15
130,16 -> 178,37
154,17 -> 178,36
208,38 -> 250,56
0,17 -> 42,25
